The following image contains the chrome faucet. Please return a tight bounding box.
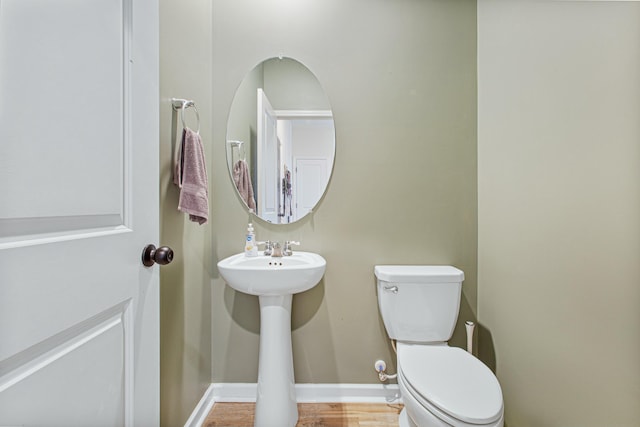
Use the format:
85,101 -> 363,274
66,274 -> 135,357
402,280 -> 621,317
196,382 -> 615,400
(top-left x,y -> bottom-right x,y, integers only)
271,241 -> 283,257
261,240 -> 300,257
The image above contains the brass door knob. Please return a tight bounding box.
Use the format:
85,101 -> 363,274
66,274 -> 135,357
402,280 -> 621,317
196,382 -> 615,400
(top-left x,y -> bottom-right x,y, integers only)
142,244 -> 174,267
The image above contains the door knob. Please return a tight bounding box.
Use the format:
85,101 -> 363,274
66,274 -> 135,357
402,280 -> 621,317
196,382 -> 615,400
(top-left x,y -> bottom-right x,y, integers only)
142,244 -> 174,267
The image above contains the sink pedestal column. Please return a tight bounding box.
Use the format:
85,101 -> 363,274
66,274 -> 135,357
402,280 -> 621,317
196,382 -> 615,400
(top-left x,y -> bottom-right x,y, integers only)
255,294 -> 298,427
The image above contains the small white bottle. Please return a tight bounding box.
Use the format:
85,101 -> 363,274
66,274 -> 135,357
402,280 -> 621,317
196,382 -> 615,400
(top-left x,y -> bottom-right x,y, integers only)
244,223 -> 258,257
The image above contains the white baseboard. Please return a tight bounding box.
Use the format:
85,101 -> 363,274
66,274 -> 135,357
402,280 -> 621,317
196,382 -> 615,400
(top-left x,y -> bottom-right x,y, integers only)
184,383 -> 401,427
183,383 -> 217,427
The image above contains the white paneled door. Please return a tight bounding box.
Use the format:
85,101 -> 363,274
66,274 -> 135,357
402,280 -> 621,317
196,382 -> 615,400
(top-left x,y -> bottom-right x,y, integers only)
0,0 -> 160,426
257,88 -> 279,223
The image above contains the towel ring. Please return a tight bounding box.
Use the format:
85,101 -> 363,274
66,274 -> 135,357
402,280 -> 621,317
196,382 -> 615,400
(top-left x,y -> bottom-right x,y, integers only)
172,98 -> 200,134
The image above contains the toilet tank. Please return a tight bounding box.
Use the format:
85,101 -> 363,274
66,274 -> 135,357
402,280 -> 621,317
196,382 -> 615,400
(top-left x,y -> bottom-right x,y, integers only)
374,265 -> 464,343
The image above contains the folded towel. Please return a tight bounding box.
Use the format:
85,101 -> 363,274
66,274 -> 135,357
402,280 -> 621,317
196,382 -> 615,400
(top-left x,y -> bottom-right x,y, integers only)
174,128 -> 209,224
233,159 -> 256,211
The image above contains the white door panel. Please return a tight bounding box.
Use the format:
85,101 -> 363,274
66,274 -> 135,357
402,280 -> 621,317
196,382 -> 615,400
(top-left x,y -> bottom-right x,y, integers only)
0,0 -> 124,222
0,0 -> 159,425
257,88 -> 279,222
0,306 -> 128,426
294,158 -> 327,221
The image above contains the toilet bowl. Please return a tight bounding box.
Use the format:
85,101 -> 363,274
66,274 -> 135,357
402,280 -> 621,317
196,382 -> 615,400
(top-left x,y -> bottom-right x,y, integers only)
397,343 -> 503,427
374,265 -> 504,427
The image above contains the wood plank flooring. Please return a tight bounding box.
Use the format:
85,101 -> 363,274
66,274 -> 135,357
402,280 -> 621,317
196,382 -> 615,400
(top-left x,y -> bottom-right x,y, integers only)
203,402 -> 404,427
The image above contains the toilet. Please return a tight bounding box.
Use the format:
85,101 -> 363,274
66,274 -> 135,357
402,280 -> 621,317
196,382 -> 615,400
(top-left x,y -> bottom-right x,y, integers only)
374,265 -> 504,427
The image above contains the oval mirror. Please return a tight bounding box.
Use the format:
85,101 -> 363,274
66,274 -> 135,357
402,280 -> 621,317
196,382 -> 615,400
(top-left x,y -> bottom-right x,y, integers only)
226,57 -> 335,224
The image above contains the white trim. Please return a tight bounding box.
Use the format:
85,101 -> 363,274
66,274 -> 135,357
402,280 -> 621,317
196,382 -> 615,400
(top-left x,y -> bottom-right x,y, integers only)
183,384 -> 217,427
0,222 -> 131,250
298,383 -> 401,403
184,383 -> 402,427
274,109 -> 333,119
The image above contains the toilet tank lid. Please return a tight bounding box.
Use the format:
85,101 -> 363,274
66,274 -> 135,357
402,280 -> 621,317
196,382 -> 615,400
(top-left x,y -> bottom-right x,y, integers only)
374,265 -> 464,283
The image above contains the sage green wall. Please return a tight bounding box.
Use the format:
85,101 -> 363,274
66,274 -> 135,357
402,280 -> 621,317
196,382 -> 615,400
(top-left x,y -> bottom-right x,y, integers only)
478,1 -> 640,426
159,0 -> 212,425
212,0 -> 477,383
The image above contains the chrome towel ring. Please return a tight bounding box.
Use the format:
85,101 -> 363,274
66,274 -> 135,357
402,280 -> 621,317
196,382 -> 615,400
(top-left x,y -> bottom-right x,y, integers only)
171,98 -> 200,134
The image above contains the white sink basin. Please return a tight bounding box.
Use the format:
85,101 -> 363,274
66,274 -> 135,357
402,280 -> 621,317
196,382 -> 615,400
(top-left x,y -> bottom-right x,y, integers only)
217,251 -> 326,296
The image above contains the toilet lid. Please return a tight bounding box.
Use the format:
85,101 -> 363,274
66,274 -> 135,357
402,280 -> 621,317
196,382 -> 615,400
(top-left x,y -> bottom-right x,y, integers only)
398,344 -> 503,424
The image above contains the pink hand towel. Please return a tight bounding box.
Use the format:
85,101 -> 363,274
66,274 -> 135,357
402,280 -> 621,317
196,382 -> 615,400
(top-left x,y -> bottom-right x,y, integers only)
233,159 -> 256,211
174,128 -> 209,224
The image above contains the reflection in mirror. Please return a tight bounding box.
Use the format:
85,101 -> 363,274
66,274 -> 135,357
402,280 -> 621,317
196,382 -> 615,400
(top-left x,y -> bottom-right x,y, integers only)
226,57 -> 335,224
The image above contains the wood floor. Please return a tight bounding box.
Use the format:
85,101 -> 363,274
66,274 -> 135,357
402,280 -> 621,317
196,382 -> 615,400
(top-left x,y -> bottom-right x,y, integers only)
203,402 -> 404,427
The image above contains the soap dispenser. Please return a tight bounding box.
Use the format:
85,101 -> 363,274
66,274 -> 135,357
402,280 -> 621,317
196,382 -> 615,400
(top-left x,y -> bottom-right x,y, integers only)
244,223 -> 258,257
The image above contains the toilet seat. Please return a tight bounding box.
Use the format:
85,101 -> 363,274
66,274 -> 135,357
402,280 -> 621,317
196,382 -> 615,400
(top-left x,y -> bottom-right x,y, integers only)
397,343 -> 503,425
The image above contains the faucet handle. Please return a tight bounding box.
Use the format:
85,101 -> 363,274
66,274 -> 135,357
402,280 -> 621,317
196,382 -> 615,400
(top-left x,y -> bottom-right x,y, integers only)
257,240 -> 273,256
283,240 -> 300,256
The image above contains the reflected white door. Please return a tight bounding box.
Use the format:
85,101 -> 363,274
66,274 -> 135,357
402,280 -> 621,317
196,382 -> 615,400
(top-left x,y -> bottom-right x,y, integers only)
257,88 -> 279,223
294,158 -> 327,221
0,0 -> 159,426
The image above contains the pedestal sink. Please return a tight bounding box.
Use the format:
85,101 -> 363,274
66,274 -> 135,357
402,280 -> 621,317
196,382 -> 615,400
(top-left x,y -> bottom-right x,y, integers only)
217,252 -> 326,427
